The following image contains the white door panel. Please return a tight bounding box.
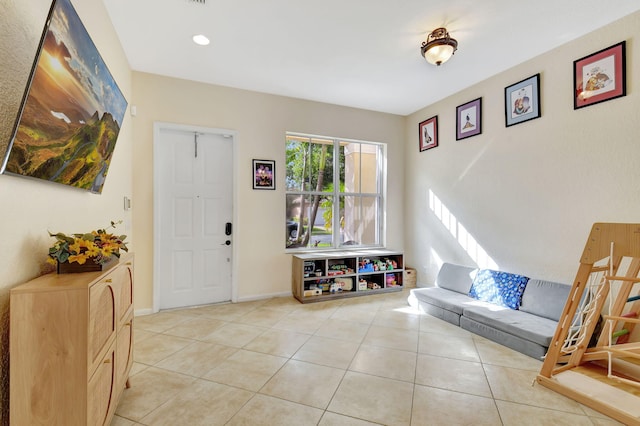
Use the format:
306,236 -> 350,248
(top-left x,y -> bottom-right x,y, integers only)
155,128 -> 233,309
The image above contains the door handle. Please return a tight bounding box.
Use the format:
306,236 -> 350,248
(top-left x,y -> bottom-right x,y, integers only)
221,240 -> 231,246
225,222 -> 232,235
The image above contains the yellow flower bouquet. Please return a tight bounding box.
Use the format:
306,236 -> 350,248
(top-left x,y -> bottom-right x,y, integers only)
48,220 -> 128,269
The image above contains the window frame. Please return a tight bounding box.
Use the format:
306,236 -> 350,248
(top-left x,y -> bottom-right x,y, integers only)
285,132 -> 386,252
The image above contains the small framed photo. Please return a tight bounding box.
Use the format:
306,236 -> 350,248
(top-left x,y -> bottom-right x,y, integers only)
573,41 -> 626,110
418,116 -> 438,152
253,159 -> 275,190
505,73 -> 541,127
456,97 -> 482,140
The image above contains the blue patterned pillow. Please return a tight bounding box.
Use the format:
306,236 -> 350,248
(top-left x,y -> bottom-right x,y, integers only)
468,269 -> 529,310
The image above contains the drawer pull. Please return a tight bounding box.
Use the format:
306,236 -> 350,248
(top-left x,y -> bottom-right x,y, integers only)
125,321 -> 132,326
105,279 -> 113,283
126,262 -> 132,266
103,359 -> 111,364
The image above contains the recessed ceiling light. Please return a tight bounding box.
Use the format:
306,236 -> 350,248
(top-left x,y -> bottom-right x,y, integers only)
192,34 -> 210,46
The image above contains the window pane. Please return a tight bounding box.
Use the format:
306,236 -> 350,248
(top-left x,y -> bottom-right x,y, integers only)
340,195 -> 379,246
286,138 -> 334,193
360,144 -> 380,194
286,194 -> 334,249
286,133 -> 383,250
341,142 -> 359,193
341,142 -> 380,194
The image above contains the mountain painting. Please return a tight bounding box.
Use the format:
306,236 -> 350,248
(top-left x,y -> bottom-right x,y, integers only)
2,0 -> 127,193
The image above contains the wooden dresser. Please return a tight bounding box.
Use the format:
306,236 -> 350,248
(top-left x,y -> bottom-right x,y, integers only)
10,254 -> 134,425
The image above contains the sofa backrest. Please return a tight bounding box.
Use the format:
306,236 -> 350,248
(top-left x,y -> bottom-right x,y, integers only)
436,263 -> 478,294
519,279 -> 571,321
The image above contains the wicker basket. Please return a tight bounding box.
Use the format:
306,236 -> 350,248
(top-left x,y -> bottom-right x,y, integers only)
403,267 -> 417,288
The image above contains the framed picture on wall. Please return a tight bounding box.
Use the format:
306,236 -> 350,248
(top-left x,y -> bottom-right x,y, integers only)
253,159 -> 275,190
456,97 -> 482,140
573,41 -> 626,110
504,73 -> 540,127
418,115 -> 438,152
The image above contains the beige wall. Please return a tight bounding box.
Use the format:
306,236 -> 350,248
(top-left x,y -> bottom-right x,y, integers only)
404,11 -> 640,286
0,0 -> 133,422
131,72 -> 405,309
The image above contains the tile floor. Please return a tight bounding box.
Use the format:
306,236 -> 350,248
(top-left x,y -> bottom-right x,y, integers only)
112,290 -> 622,425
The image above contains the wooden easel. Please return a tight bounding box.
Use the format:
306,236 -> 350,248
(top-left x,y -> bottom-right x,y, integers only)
538,223 -> 640,425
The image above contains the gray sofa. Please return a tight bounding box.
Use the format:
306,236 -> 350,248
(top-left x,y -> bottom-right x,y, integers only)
408,263 -> 571,359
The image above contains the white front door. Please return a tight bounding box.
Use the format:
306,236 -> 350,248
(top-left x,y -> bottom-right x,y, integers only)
154,126 -> 233,310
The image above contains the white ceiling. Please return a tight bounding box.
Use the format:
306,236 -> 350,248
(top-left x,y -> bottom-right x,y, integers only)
102,0 -> 640,116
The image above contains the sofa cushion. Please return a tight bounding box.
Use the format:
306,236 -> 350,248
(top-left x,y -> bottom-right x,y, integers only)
411,287 -> 498,316
520,279 -> 571,321
468,269 -> 529,310
462,304 -> 559,347
436,263 -> 478,294
411,287 -> 477,315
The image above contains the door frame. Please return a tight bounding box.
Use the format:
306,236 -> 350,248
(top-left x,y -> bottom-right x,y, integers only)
152,121 -> 239,313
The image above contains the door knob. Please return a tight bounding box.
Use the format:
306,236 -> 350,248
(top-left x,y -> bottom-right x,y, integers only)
221,240 -> 231,246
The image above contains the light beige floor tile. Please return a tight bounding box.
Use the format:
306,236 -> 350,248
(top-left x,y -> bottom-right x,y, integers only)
162,316 -> 226,340
340,295 -> 384,309
133,333 -> 192,365
129,361 -> 149,377
589,417 -> 627,426
234,307 -> 291,327
419,315 -> 474,338
293,335 -> 360,369
314,319 -> 370,343
259,296 -> 302,312
203,349 -> 287,391
349,345 -> 416,382
227,394 -> 324,426
201,322 -> 267,348
418,331 -> 480,362
496,400 -> 593,426
415,353 -> 491,397
244,328 -> 310,357
189,301 -> 261,320
154,341 -> 237,377
330,305 -> 378,325
318,412 -> 380,425
119,293 -> 625,426
116,367 -> 196,421
110,415 -> 136,425
260,359 -> 345,409
291,300 -> 342,319
580,404 -> 626,424
484,364 -> 584,414
412,384 -> 501,425
362,325 -> 419,352
139,379 -> 253,426
328,371 -> 413,426
474,337 -> 543,370
273,311 -> 325,334
133,311 -> 192,333
371,309 -> 421,331
133,328 -> 156,344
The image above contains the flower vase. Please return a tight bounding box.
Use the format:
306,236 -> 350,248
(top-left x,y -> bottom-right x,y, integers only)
57,256 -> 117,274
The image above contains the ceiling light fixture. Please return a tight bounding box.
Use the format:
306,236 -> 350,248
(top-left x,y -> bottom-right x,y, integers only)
420,27 -> 458,66
192,34 -> 210,46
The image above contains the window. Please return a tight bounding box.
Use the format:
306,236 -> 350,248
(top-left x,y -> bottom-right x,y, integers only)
285,132 -> 385,250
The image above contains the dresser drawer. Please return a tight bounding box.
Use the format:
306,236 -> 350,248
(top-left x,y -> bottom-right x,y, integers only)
116,312 -> 134,393
88,343 -> 116,426
88,278 -> 116,374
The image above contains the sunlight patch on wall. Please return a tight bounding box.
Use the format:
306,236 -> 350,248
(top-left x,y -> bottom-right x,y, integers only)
429,189 -> 499,270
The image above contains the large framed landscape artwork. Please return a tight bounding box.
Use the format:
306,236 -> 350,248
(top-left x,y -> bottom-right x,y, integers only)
1,0 -> 128,194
